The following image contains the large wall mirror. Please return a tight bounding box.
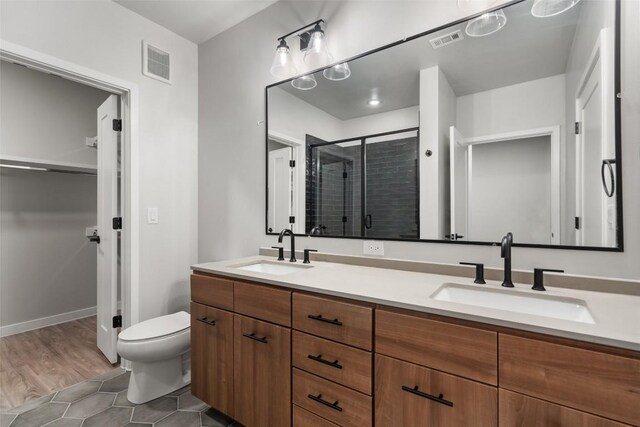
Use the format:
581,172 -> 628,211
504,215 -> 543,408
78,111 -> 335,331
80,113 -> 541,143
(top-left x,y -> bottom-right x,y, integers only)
266,0 -> 622,250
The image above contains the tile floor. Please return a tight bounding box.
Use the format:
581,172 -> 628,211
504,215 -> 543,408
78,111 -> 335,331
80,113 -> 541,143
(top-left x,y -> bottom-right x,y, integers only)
0,368 -> 239,427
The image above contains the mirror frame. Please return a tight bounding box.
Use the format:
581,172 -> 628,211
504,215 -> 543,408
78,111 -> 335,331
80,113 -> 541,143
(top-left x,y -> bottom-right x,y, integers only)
265,0 -> 623,252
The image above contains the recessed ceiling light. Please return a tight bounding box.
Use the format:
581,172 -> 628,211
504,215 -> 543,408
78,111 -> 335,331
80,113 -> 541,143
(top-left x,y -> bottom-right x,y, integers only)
367,99 -> 381,106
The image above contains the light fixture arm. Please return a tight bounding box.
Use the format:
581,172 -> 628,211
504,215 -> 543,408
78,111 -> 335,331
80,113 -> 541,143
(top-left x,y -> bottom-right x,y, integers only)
276,19 -> 325,43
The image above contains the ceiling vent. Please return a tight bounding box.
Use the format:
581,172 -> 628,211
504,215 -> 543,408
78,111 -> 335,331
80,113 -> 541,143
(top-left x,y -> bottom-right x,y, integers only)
142,41 -> 171,84
429,30 -> 464,49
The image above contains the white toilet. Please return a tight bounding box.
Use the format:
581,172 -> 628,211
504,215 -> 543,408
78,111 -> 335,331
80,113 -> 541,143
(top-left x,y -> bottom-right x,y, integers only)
117,311 -> 191,404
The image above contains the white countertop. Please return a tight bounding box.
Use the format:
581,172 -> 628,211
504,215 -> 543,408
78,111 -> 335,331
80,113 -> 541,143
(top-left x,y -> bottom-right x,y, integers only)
192,255 -> 640,351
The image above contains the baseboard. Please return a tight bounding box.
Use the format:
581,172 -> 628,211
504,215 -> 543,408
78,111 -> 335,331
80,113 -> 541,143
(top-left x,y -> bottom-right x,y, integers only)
0,306 -> 97,337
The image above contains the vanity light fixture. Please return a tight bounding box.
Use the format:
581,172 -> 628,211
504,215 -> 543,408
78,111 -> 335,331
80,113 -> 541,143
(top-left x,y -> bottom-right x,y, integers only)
465,9 -> 507,37
531,0 -> 582,17
291,74 -> 317,90
269,39 -> 297,79
304,23 -> 331,69
323,62 -> 351,81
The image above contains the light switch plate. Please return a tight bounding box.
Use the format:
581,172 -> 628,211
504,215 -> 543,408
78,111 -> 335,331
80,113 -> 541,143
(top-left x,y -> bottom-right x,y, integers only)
363,240 -> 384,256
147,207 -> 159,224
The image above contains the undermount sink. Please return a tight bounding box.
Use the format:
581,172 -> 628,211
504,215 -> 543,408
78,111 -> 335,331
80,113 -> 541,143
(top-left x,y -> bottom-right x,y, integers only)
430,283 -> 596,324
233,261 -> 313,276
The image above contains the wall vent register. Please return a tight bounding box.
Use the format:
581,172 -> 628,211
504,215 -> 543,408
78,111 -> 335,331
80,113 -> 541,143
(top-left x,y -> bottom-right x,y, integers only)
142,41 -> 171,84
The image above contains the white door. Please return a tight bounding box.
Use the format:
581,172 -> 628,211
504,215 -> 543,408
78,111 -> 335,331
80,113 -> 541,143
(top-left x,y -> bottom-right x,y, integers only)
96,95 -> 119,363
268,147 -> 293,234
576,56 -> 606,247
449,126 -> 468,241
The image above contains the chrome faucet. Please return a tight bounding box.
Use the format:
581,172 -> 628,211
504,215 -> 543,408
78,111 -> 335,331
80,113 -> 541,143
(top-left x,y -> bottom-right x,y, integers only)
278,228 -> 296,262
500,232 -> 514,288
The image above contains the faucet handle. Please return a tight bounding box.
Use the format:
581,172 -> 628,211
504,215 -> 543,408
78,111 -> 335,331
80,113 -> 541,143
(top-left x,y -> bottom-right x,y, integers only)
460,262 -> 486,284
532,268 -> 564,292
271,246 -> 285,261
303,249 -> 318,264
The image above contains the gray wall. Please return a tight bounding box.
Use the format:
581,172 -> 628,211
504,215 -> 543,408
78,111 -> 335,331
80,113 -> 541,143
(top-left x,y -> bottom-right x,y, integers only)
198,0 -> 640,281
0,62 -> 109,328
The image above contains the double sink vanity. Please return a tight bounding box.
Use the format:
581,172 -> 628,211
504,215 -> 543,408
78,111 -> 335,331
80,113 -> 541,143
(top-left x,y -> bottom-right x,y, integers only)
190,251 -> 640,427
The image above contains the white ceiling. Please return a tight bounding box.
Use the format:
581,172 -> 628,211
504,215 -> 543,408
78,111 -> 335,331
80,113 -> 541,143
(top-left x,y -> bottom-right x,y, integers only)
114,0 -> 278,44
277,0 -> 583,120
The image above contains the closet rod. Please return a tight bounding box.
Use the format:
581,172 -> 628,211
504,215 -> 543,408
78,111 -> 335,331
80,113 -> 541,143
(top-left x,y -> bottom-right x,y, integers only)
0,164 -> 97,176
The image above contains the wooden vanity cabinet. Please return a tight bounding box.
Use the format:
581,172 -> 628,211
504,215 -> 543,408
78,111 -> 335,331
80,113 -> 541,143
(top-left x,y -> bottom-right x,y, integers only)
190,302 -> 234,415
234,314 -> 291,427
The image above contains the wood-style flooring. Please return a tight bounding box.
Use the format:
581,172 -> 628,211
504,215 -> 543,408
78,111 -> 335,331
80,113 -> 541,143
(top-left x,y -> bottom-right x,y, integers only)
0,316 -> 116,410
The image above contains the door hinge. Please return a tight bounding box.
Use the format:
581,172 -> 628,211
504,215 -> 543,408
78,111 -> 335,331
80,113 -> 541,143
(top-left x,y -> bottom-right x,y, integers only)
112,119 -> 122,132
342,171 -> 348,179
112,217 -> 122,230
575,216 -> 581,230
289,216 -> 295,224
342,216 -> 347,223
112,315 -> 122,328
574,122 -> 581,135
289,160 -> 295,167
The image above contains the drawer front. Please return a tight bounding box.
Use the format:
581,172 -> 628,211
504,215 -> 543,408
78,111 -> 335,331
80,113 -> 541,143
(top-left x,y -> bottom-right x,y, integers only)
293,368 -> 372,427
376,309 -> 497,385
499,334 -> 640,426
499,389 -> 629,427
190,303 -> 234,415
234,281 -> 291,327
293,331 -> 372,395
293,293 -> 373,350
191,273 -> 234,310
234,315 -> 291,427
375,354 -> 497,427
293,405 -> 340,427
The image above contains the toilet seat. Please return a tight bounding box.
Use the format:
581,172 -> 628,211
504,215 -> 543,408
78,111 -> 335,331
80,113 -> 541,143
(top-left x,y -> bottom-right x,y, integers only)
119,311 -> 190,342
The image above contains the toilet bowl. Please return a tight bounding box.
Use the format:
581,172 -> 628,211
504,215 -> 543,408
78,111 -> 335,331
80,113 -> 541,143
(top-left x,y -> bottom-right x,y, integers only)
117,311 -> 190,404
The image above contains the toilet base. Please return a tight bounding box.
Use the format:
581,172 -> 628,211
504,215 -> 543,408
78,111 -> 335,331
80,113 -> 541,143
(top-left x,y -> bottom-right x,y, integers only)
126,355 -> 190,404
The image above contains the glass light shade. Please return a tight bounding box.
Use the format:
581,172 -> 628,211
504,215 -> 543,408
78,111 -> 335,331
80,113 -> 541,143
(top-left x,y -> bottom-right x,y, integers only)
322,62 -> 351,81
531,0 -> 582,17
457,0 -> 497,12
465,9 -> 507,37
291,74 -> 317,90
304,28 -> 330,69
270,44 -> 296,79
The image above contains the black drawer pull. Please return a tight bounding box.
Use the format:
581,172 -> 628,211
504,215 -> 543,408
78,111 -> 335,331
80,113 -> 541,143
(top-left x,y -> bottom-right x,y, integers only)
307,394 -> 343,412
308,314 -> 343,326
401,385 -> 453,407
308,354 -> 343,369
196,317 -> 216,326
242,332 -> 268,344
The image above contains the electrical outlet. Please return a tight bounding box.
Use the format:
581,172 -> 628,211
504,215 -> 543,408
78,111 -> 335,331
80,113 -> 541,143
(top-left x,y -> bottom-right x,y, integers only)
363,240 -> 384,256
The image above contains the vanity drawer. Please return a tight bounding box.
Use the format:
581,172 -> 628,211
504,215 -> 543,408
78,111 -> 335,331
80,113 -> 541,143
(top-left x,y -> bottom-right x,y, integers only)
375,354 -> 497,427
499,334 -> 640,426
293,405 -> 340,427
293,330 -> 372,395
376,309 -> 497,385
293,368 -> 372,427
293,293 -> 373,350
234,280 -> 291,327
191,273 -> 234,310
499,389 -> 629,427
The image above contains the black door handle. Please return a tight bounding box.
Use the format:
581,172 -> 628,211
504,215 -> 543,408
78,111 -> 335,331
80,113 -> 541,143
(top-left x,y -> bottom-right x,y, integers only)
401,385 -> 453,407
196,317 -> 216,326
308,314 -> 343,326
242,332 -> 268,344
308,354 -> 343,369
308,394 -> 343,412
364,214 -> 372,229
88,234 -> 101,244
601,159 -> 616,198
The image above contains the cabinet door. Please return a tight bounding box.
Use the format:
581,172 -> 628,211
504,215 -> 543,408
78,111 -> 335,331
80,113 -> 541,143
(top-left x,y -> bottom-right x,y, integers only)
234,314 -> 291,427
191,302 -> 234,416
375,354 -> 497,427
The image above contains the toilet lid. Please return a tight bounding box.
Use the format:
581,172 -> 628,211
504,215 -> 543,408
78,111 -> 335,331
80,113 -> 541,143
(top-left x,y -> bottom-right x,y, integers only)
119,311 -> 190,341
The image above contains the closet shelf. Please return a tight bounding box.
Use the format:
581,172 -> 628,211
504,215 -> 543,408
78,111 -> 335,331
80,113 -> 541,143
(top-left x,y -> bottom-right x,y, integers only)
0,155 -> 97,174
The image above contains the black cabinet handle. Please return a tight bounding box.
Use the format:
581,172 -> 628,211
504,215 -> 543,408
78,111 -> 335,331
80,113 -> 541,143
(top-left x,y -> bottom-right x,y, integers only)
196,317 -> 216,326
307,394 -> 343,412
307,354 -> 343,369
308,314 -> 343,326
601,159 -> 616,197
242,332 -> 268,344
401,385 -> 453,407
364,214 -> 372,229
